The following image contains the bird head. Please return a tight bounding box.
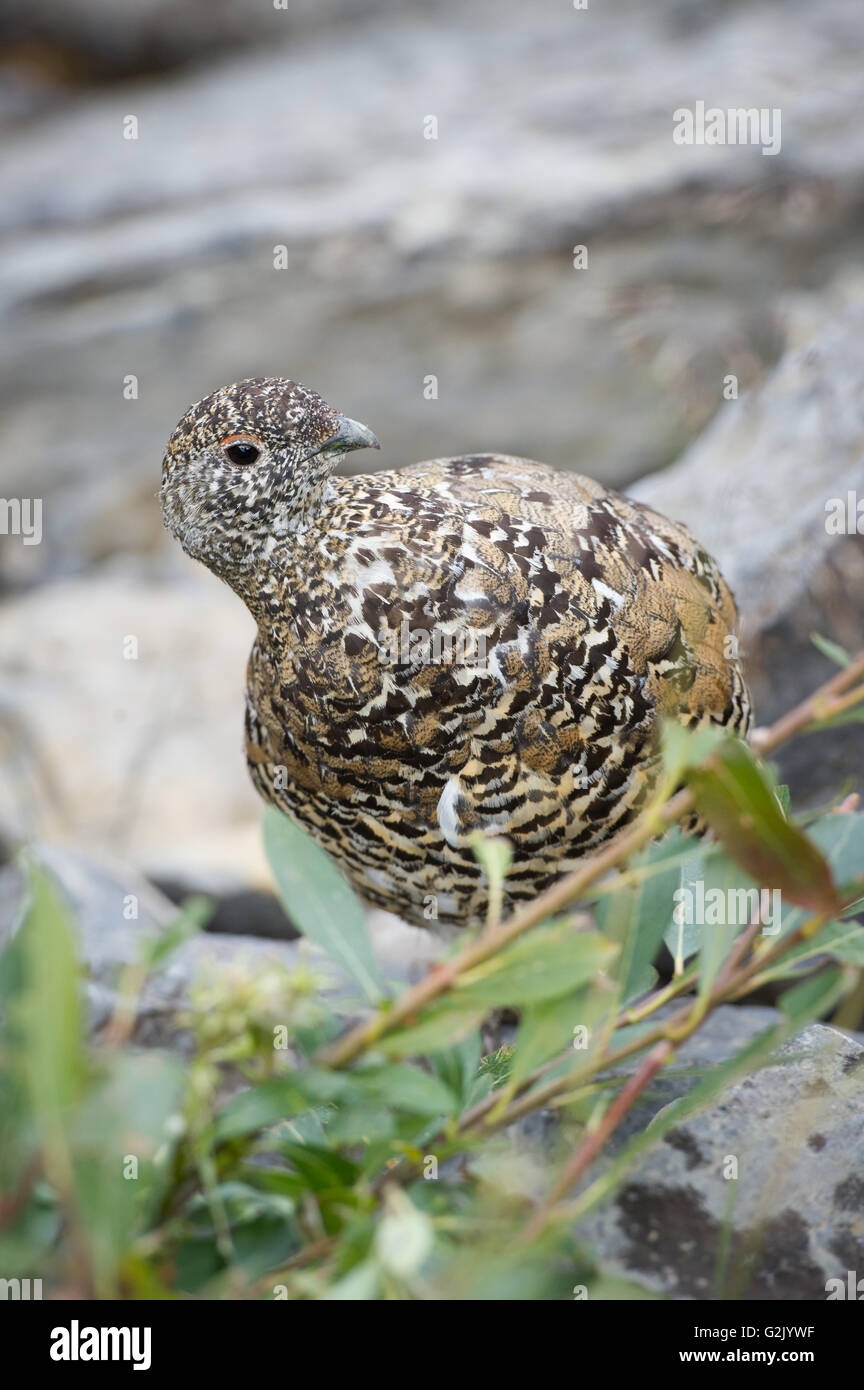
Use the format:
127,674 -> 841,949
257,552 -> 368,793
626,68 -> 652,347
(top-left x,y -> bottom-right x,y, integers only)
160,376 -> 379,577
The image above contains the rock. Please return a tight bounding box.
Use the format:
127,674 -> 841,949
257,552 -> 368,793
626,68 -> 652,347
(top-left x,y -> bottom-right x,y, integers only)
505,1004 -> 806,1192
0,567 -> 263,888
155,877 -> 299,941
632,305 -> 864,805
130,905 -> 440,1049
4,0 -> 864,584
0,0 -> 399,82
577,1021 -> 864,1300
605,1003 -> 799,1146
0,845 -> 441,1047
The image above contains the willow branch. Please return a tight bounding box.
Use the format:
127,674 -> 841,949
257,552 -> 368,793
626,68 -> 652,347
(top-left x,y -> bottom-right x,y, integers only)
319,648 -> 864,1069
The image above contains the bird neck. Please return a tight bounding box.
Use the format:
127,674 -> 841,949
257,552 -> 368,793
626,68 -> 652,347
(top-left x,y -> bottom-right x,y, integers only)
203,479 -> 337,626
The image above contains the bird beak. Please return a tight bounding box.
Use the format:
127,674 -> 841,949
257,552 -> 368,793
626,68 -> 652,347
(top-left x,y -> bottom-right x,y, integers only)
306,416 -> 381,460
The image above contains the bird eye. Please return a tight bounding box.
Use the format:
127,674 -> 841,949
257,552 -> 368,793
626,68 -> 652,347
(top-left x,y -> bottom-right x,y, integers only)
221,435 -> 261,465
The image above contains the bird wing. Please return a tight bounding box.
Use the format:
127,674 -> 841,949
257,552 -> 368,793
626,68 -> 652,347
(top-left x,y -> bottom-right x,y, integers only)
252,454 -> 748,853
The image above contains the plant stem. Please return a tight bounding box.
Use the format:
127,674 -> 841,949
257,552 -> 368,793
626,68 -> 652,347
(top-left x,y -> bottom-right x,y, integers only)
522,1040 -> 675,1240
322,649 -> 864,1069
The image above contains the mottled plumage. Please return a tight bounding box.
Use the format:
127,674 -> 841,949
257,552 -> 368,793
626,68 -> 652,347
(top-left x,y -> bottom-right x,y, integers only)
161,377 -> 751,928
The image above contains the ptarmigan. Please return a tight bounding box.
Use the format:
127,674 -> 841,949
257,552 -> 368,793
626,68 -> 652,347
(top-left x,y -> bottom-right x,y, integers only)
161,377 -> 751,928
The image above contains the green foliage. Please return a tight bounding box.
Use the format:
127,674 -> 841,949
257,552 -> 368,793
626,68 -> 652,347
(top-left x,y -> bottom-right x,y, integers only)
2,723 -> 863,1300
810,631 -> 851,668
263,806 -> 385,1003
453,922 -> 617,1007
686,738 -> 841,912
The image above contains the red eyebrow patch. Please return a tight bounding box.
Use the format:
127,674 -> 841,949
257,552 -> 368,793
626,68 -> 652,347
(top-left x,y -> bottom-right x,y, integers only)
221,432 -> 261,448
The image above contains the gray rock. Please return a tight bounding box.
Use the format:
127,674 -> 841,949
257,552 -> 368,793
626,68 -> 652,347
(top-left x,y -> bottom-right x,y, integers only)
0,569 -> 263,888
608,1003 -> 799,1146
20,843 -> 178,973
507,1004 -> 806,1181
0,0 -> 402,82
578,1023 -> 864,1300
154,877 -> 300,940
0,843 -> 441,1045
632,305 -> 864,804
4,0 -> 864,584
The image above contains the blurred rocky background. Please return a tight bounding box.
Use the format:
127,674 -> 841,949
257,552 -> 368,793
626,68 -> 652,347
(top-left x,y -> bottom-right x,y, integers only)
1,0 -> 863,904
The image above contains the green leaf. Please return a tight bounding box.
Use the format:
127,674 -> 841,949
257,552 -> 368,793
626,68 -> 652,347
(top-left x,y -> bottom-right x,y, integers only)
427,1033 -> 484,1109
665,845 -> 787,975
143,897 -> 209,969
11,863 -> 84,1124
598,830 -> 688,1000
211,1065 -> 365,1145
470,834 -> 513,885
470,833 -> 513,928
825,921 -> 864,960
810,706 -> 864,730
454,924 -> 617,1008
70,1050 -> 186,1291
743,810 -> 864,956
263,807 -> 384,1003
325,1101 -> 395,1146
686,739 -> 841,913
509,992 -> 584,1091
779,966 -> 846,1023
664,857 -> 707,969
476,1044 -> 513,1094
374,1004 -> 486,1057
779,920 -> 864,968
238,1165 -> 307,1201
692,857 -> 756,998
279,1142 -> 358,1192
211,1078 -> 316,1143
806,810 -> 864,892
353,1064 -> 458,1117
810,632 -> 851,668
276,1107 -> 330,1148
322,1257 -> 380,1300
660,719 -> 728,785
